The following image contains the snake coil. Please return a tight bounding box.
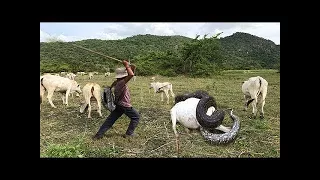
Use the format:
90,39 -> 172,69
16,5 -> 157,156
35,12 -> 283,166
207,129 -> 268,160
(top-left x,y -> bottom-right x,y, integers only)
175,90 -> 223,129
175,90 -> 240,144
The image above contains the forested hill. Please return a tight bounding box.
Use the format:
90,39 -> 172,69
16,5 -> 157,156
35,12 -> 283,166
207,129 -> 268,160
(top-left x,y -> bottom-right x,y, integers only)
40,32 -> 280,76
219,32 -> 280,70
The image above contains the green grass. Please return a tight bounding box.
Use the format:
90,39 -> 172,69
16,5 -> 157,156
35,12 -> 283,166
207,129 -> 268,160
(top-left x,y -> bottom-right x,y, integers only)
40,69 -> 280,158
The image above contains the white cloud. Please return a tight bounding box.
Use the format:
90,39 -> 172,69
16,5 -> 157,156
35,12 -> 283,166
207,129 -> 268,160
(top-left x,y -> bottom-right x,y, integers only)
95,32 -> 125,40
40,23 -> 280,44
149,23 -> 175,35
40,30 -> 51,42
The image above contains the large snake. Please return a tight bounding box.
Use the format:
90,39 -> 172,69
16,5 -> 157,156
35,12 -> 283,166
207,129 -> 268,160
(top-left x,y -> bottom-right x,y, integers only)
175,90 -> 240,144
200,109 -> 240,144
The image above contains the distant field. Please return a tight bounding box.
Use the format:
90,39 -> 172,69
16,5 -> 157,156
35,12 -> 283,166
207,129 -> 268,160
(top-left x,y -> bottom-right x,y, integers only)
40,69 -> 280,158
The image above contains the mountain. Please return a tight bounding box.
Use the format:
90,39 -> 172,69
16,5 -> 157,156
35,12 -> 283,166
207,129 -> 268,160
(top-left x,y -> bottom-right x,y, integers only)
40,34 -> 192,73
219,32 -> 280,69
40,32 -> 280,74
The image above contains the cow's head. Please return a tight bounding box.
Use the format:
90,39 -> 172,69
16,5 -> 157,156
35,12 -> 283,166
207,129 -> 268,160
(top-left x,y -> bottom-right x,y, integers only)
72,82 -> 82,94
149,82 -> 155,89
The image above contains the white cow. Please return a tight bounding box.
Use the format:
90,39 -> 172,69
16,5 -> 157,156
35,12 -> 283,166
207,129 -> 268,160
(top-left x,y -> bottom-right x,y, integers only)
88,72 -> 94,79
66,73 -> 79,97
60,71 -> 67,76
77,72 -> 86,76
66,73 -> 76,80
79,83 -> 102,118
40,74 -> 82,108
170,97 -> 231,152
242,76 -> 268,119
149,82 -> 175,104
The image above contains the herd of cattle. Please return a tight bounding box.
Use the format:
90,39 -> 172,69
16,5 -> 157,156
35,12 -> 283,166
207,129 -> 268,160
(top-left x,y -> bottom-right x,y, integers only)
40,71 -> 268,143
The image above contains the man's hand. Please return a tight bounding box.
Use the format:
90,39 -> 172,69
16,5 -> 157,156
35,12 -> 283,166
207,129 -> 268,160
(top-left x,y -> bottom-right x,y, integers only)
123,60 -> 130,67
130,64 -> 136,72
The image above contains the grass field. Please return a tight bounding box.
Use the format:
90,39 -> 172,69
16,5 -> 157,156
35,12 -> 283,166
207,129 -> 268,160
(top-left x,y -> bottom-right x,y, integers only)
40,69 -> 280,158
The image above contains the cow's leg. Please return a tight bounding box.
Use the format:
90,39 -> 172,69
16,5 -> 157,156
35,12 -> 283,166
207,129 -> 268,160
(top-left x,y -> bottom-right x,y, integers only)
244,95 -> 252,111
259,89 -> 267,119
164,90 -> 170,104
40,87 -> 45,104
61,93 -> 66,104
243,95 -> 248,111
251,97 -> 258,119
170,107 -> 180,154
87,100 -> 92,118
47,89 -> 56,108
93,91 -> 102,117
65,89 -> 70,106
161,92 -> 164,102
97,99 -> 102,117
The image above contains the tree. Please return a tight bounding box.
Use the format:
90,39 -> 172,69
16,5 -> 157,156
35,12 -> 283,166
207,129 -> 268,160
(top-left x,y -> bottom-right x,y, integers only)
180,32 -> 224,76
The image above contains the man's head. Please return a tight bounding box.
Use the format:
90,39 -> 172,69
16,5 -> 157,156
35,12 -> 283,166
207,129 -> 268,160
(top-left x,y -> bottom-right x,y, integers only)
115,67 -> 128,79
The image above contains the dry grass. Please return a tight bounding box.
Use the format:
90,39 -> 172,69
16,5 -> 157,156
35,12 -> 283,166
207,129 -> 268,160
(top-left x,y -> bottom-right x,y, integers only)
40,69 -> 280,158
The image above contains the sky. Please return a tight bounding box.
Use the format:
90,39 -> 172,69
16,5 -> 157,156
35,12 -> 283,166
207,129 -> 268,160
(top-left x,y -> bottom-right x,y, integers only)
40,22 -> 280,45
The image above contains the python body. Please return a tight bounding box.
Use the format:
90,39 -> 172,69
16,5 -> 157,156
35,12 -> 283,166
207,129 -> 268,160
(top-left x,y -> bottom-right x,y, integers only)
173,90 -> 240,144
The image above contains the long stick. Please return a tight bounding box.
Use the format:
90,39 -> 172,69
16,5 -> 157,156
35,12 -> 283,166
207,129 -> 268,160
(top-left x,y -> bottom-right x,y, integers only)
72,43 -> 137,73
45,32 -> 123,63
71,44 -> 122,63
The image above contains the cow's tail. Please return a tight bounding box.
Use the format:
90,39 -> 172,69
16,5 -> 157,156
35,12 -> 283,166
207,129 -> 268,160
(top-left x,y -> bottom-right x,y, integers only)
256,77 -> 262,97
91,86 -> 94,96
169,83 -> 175,97
40,77 -> 47,91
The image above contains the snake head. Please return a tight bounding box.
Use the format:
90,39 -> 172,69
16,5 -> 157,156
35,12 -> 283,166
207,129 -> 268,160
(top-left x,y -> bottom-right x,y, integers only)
224,108 -> 233,116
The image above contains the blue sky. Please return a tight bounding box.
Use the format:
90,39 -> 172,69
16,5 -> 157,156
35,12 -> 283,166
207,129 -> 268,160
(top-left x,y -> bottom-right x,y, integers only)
40,22 -> 280,44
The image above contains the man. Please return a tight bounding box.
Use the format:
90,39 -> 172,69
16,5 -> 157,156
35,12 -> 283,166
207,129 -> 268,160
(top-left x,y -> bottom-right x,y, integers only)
93,60 -> 140,139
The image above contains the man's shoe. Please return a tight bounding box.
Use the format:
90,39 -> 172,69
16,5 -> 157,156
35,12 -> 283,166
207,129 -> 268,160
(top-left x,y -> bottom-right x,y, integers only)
92,134 -> 103,140
122,133 -> 136,138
